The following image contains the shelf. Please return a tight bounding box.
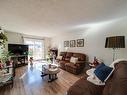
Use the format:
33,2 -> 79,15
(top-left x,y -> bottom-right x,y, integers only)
10,55 -> 28,68
11,55 -> 28,57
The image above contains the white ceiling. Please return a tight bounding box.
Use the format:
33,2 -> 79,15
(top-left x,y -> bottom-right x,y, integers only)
0,0 -> 127,37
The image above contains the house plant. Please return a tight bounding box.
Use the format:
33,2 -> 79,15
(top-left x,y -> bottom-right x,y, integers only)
0,30 -> 9,66
0,32 -> 8,46
1,50 -> 13,65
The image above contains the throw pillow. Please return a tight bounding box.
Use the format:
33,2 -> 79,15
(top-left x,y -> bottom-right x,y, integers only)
56,56 -> 63,60
70,57 -> 78,64
94,63 -> 113,82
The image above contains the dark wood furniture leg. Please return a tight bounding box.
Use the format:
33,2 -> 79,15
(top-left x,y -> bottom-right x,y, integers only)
48,74 -> 58,82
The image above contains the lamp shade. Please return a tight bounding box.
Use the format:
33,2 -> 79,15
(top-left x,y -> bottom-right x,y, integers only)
105,36 -> 125,48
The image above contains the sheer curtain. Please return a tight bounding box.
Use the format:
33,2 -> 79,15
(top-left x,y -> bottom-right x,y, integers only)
23,37 -> 44,60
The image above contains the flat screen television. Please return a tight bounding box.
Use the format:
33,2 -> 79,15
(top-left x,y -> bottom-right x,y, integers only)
8,44 -> 28,55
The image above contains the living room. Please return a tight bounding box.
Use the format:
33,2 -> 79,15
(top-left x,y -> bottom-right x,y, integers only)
0,0 -> 127,95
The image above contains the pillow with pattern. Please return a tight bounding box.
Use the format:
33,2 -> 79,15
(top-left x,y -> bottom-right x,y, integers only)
94,63 -> 114,82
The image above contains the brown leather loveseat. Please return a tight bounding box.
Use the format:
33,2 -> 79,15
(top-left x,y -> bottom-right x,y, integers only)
67,61 -> 127,95
58,52 -> 86,74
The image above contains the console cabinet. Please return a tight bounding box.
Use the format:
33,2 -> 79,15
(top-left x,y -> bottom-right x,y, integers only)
11,55 -> 28,67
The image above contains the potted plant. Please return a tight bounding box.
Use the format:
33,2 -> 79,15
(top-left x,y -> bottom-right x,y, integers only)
1,50 -> 13,66
0,30 -> 9,65
0,32 -> 8,46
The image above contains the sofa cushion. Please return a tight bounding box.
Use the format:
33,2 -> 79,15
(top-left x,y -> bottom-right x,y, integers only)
65,63 -> 77,69
64,52 -> 73,61
73,53 -> 86,61
65,58 -> 70,61
59,52 -> 66,56
56,56 -> 63,60
59,60 -> 69,64
94,63 -> 113,82
66,52 -> 73,58
59,60 -> 70,70
59,52 -> 66,60
65,62 -> 83,69
70,57 -> 78,64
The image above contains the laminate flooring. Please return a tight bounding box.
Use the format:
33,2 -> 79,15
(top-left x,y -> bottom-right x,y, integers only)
0,62 -> 83,95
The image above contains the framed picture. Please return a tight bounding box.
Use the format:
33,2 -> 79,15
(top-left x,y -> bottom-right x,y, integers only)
64,41 -> 69,47
70,40 -> 76,47
77,39 -> 84,47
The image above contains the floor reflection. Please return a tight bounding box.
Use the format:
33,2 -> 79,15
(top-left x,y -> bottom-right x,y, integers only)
30,65 -> 34,71
23,61 -> 43,85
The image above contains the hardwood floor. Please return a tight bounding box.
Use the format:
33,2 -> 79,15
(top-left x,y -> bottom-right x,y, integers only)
0,62 -> 82,95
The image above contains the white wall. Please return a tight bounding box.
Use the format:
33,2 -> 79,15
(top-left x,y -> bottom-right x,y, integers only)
5,31 -> 51,58
5,32 -> 24,44
52,18 -> 127,65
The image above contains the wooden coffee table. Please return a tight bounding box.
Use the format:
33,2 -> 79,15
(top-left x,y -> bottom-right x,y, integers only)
41,64 -> 60,82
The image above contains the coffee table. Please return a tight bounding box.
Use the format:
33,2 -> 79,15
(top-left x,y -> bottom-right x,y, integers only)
41,63 -> 60,82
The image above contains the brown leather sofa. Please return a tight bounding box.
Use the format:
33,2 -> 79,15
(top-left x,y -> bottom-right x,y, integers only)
67,61 -> 127,95
59,52 -> 86,74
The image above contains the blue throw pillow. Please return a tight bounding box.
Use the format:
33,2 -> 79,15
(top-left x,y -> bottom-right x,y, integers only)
94,63 -> 113,82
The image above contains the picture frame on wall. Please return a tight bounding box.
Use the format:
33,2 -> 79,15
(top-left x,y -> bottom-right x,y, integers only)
64,41 -> 69,47
70,40 -> 76,47
77,39 -> 84,47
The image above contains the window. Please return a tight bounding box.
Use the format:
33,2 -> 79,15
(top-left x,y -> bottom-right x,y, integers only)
24,38 -> 44,60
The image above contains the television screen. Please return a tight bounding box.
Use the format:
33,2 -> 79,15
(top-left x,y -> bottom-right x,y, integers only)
8,44 -> 28,55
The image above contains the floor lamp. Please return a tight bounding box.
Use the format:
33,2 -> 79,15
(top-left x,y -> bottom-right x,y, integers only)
105,36 -> 125,61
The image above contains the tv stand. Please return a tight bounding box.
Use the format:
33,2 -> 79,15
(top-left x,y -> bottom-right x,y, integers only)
11,55 -> 28,68
8,44 -> 29,68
